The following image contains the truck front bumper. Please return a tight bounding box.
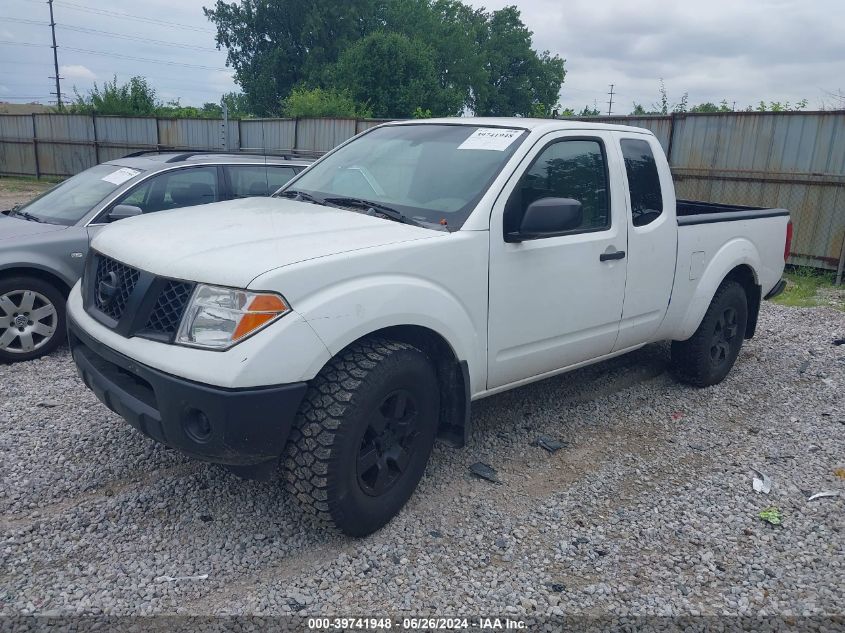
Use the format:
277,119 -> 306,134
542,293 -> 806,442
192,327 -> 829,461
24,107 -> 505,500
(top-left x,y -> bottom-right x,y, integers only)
68,315 -> 308,469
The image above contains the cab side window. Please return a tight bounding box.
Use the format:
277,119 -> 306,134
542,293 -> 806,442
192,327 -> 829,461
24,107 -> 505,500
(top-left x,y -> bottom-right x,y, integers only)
620,139 -> 663,227
504,139 -> 609,236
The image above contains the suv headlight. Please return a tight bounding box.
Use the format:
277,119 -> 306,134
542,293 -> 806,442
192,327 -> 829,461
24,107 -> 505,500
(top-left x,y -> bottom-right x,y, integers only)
176,284 -> 290,350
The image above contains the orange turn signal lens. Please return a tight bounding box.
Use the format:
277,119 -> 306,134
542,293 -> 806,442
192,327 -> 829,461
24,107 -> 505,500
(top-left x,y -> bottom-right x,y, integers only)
232,294 -> 290,340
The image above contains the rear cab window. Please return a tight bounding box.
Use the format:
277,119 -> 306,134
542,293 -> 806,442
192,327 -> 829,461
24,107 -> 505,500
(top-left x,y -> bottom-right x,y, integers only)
620,138 -> 663,227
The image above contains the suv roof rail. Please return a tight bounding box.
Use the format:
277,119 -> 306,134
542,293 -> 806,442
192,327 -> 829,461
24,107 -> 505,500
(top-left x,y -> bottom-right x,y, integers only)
121,149 -> 315,162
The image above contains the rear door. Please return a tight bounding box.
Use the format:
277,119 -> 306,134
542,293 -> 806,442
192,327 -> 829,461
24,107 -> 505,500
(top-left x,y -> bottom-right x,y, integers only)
612,134 -> 677,350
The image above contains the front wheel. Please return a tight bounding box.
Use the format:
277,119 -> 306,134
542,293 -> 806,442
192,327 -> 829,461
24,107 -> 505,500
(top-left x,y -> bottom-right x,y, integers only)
0,276 -> 65,363
671,280 -> 748,387
284,338 -> 440,536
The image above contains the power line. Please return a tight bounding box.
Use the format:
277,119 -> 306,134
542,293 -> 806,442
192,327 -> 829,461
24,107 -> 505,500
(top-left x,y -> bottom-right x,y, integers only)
0,16 -> 219,51
0,41 -> 227,71
0,16 -> 49,26
46,0 -> 217,34
63,46 -> 227,70
58,24 -> 219,52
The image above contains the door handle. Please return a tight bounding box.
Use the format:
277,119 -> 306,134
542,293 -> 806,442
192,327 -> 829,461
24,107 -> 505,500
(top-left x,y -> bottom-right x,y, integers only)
600,250 -> 626,262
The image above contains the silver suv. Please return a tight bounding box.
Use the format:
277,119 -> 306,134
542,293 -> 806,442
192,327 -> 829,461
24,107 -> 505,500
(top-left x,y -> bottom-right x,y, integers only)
0,151 -> 311,362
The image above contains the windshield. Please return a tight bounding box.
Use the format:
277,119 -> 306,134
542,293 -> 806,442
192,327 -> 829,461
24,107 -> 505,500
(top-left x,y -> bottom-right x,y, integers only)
16,164 -> 144,225
281,124 -> 527,229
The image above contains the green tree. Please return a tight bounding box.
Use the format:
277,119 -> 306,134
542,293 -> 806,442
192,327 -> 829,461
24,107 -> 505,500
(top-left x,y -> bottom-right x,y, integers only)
204,0 -> 382,116
221,91 -> 252,117
382,0 -> 487,115
280,87 -> 371,118
470,6 -> 565,116
205,0 -> 565,117
332,32 -> 441,118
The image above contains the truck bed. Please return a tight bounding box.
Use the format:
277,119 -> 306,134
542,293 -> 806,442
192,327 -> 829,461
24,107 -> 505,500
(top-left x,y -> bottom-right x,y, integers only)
677,200 -> 790,226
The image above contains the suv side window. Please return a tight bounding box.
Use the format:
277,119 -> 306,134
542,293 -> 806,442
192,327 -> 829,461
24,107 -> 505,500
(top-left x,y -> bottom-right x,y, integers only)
267,166 -> 300,194
504,139 -> 610,236
620,139 -> 663,227
226,165 -> 269,198
108,166 -> 219,219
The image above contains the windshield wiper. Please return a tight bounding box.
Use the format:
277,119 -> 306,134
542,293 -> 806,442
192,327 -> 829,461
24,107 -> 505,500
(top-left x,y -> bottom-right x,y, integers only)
322,197 -> 437,230
277,189 -> 324,205
12,209 -> 45,223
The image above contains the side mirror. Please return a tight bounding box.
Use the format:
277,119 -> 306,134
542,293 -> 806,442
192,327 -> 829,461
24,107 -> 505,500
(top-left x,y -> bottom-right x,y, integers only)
108,204 -> 143,222
507,197 -> 583,242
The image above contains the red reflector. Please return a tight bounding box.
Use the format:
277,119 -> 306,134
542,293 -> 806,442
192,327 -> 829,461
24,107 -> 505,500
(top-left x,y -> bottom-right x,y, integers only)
784,220 -> 793,262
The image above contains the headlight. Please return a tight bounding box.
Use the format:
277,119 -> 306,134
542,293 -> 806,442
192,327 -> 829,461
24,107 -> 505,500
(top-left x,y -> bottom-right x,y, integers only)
176,284 -> 290,350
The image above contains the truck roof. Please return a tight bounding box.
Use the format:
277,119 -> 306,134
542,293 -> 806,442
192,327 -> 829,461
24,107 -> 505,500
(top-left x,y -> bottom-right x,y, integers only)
390,116 -> 655,136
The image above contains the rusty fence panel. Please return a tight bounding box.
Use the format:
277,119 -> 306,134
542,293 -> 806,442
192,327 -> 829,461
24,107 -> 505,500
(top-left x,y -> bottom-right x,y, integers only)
0,115 -> 37,177
32,114 -> 96,177
94,116 -> 158,162
668,112 -> 845,270
239,118 -> 296,155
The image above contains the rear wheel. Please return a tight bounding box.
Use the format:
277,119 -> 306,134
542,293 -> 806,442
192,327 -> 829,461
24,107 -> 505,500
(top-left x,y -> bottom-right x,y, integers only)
284,338 -> 440,536
0,277 -> 65,363
671,280 -> 748,387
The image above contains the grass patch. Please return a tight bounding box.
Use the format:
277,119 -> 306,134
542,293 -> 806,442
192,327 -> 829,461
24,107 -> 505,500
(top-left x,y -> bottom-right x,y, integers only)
0,175 -> 63,192
773,266 -> 843,310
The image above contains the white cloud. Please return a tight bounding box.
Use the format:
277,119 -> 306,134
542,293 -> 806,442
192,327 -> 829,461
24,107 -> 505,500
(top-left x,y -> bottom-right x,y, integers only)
59,65 -> 97,81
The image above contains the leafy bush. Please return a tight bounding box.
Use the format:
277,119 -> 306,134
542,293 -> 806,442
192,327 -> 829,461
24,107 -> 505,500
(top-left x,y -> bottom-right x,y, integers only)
280,88 -> 371,119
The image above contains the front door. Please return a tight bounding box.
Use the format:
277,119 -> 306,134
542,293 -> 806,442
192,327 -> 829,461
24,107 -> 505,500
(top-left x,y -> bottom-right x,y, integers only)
487,133 -> 628,389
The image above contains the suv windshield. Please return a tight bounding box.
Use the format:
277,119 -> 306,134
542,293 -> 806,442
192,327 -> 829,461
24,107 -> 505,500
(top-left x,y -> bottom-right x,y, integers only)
280,124 -> 527,229
16,164 -> 144,226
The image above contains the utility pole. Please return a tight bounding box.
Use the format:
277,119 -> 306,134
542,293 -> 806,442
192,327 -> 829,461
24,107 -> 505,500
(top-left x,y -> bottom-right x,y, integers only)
607,84 -> 615,116
47,0 -> 63,110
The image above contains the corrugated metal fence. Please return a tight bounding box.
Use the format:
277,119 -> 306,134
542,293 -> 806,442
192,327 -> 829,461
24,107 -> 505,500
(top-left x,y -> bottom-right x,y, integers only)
578,111 -> 845,271
1,111 -> 843,270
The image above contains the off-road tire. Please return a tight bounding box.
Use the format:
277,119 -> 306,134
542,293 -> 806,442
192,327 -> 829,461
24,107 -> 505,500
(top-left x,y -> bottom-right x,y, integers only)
283,338 -> 440,536
0,276 -> 65,364
671,280 -> 748,387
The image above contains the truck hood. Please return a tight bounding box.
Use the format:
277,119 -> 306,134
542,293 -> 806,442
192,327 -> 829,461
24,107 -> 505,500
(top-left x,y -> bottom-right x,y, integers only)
0,214 -> 67,243
91,197 -> 445,287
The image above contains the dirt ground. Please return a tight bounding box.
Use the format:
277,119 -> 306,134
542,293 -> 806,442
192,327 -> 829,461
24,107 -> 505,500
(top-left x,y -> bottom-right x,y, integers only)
0,177 -> 56,211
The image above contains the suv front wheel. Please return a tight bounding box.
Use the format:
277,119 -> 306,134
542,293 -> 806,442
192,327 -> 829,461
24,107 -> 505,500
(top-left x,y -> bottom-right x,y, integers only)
0,276 -> 65,363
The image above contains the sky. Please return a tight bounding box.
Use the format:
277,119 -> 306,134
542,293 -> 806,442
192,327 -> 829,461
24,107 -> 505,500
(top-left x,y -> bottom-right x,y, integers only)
1,0 -> 843,113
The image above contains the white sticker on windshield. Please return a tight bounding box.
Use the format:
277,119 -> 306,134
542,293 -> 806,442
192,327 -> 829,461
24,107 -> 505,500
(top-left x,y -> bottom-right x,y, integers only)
457,128 -> 522,151
101,167 -> 141,185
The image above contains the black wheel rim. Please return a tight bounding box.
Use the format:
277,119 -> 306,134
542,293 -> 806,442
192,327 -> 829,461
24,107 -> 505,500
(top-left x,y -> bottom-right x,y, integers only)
710,307 -> 738,366
357,389 -> 419,497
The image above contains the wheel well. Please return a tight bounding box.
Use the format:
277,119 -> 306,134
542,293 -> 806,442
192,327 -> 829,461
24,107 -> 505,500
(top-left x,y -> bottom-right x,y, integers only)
723,264 -> 761,339
0,267 -> 72,298
355,325 -> 471,448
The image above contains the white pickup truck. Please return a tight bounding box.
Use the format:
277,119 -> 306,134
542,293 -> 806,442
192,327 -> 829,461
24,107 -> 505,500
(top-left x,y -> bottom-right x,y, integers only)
67,118 -> 790,536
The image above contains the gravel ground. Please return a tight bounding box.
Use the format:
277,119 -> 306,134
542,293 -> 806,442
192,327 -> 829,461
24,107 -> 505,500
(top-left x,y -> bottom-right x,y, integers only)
1,302 -> 843,618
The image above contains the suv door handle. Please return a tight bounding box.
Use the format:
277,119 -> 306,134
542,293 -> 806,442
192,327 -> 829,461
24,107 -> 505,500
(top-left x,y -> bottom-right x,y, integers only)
600,250 -> 626,262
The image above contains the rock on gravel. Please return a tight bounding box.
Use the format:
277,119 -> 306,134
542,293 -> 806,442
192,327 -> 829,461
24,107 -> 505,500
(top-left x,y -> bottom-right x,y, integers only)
1,303 -> 843,617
